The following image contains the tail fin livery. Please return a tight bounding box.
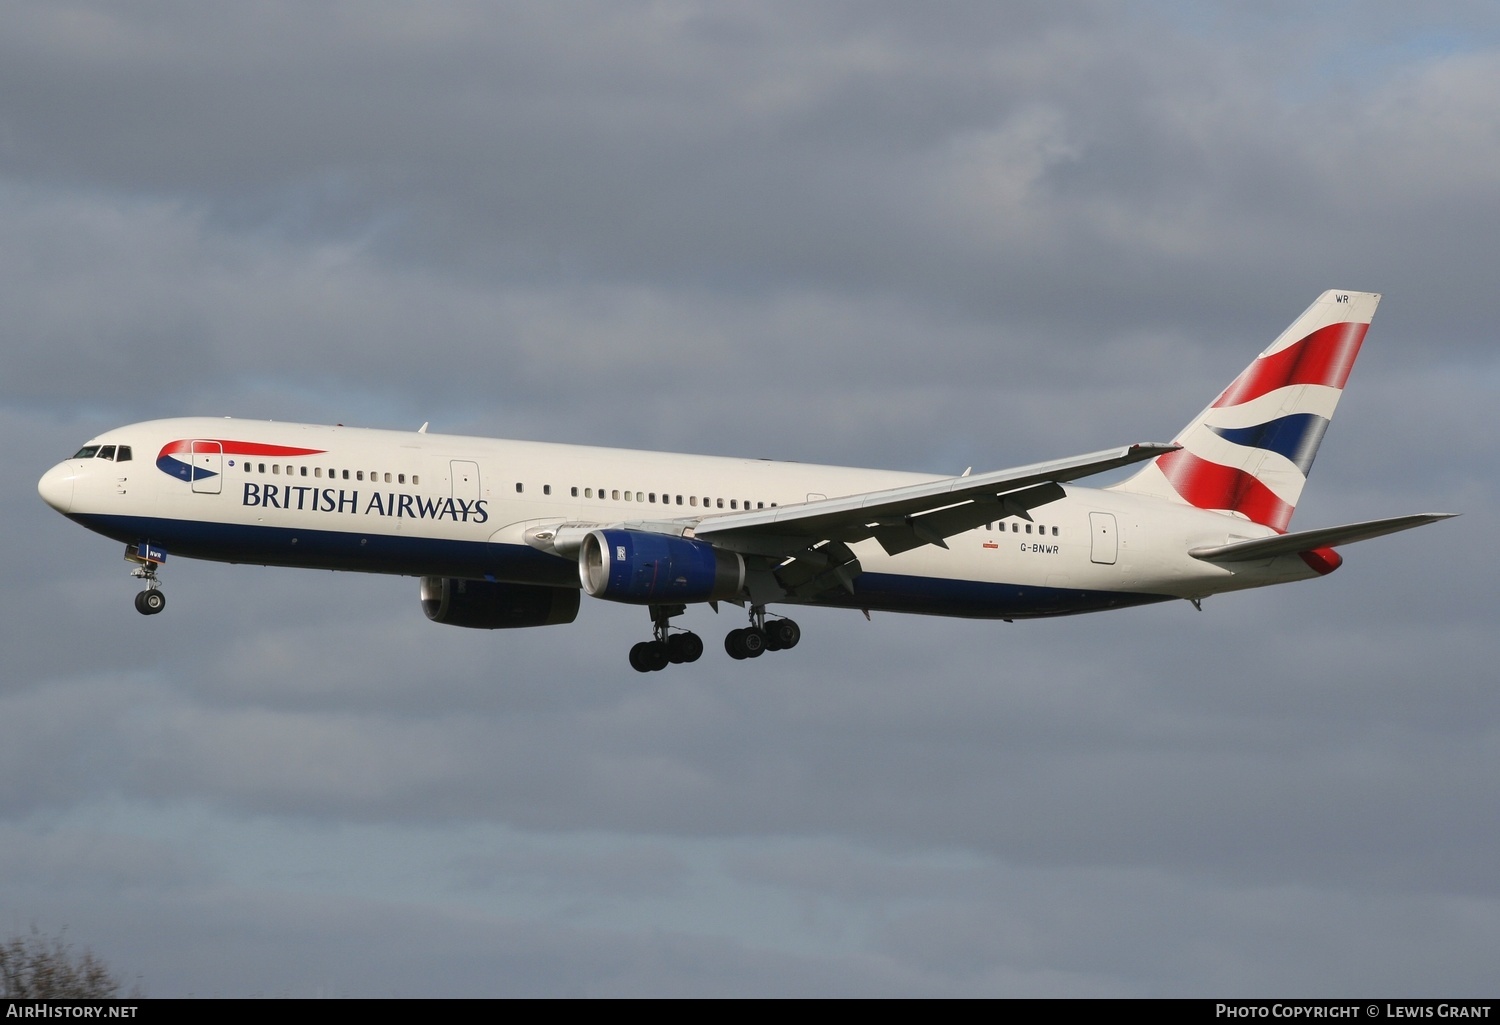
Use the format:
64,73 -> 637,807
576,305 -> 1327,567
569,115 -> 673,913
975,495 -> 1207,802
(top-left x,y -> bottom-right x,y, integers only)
1111,290 -> 1378,532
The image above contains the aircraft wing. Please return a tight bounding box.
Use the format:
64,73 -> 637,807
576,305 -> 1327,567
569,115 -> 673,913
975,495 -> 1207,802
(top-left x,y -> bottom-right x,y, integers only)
1188,512 -> 1457,562
693,442 -> 1178,558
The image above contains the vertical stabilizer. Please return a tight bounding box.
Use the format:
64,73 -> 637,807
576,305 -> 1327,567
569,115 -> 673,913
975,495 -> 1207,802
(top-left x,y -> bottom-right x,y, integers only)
1110,290 -> 1379,532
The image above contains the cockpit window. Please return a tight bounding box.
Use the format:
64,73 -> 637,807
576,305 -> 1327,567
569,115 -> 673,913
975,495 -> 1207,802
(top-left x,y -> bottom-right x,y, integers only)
69,444 -> 132,460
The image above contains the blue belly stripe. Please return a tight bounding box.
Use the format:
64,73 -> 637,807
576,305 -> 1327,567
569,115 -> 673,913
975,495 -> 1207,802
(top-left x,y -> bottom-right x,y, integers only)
69,513 -> 1168,618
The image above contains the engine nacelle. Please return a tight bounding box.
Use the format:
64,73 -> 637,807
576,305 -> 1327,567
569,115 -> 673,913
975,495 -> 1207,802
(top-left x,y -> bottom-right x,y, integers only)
420,577 -> 580,629
579,529 -> 745,604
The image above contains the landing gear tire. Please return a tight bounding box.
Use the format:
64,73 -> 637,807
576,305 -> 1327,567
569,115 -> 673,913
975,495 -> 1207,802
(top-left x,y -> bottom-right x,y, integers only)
667,632 -> 704,664
766,618 -> 800,650
726,627 -> 766,659
631,605 -> 700,671
134,590 -> 165,616
629,640 -> 671,673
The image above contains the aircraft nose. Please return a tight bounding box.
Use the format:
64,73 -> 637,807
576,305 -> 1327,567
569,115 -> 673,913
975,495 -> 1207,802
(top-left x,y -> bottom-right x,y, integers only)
38,463 -> 75,514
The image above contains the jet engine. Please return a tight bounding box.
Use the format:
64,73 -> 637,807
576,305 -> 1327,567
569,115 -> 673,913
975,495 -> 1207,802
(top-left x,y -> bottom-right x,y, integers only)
420,576 -> 580,628
579,529 -> 744,604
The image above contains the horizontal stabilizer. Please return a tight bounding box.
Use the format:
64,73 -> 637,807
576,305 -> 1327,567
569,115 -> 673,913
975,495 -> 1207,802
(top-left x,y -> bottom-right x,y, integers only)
1189,513 -> 1457,562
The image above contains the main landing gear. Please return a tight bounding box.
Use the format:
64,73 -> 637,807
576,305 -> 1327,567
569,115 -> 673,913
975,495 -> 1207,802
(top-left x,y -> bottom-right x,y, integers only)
724,605 -> 800,661
626,604 -> 802,671
126,542 -> 166,616
629,604 -> 705,673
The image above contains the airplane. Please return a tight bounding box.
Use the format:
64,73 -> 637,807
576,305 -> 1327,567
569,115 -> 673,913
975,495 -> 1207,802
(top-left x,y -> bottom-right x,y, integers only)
37,289 -> 1453,671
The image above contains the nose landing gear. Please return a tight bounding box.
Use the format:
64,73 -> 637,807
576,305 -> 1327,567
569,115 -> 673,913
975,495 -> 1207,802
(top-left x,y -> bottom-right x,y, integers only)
126,542 -> 167,616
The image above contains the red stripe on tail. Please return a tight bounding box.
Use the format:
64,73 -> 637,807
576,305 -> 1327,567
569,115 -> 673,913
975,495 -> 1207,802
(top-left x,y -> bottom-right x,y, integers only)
1212,322 -> 1367,409
1154,449 -> 1294,531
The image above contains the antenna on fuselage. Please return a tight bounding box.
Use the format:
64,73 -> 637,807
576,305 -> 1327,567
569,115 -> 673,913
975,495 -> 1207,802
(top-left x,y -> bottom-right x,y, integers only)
418,422 -> 429,434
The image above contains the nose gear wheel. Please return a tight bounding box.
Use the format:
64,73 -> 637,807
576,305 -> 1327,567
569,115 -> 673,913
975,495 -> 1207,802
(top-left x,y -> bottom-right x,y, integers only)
127,544 -> 167,616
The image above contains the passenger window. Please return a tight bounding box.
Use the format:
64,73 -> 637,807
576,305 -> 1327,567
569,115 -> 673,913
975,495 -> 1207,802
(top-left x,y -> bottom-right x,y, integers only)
383,472 -> 391,483
649,493 -> 656,503
571,487 -> 578,497
1052,526 -> 1059,536
585,488 -> 592,498
273,465 -> 281,475
342,469 -> 350,480
302,467 -> 309,477
716,498 -> 724,509
690,496 -> 698,507
624,491 -> 633,502
412,475 -> 419,485
356,471 -> 364,481
516,483 -> 523,493
612,490 -> 620,500
676,496 -> 683,505
730,500 -> 737,509
544,485 -> 551,495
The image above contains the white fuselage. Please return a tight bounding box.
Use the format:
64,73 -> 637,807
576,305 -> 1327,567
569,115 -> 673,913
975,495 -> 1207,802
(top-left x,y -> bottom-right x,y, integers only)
38,417 -> 1321,620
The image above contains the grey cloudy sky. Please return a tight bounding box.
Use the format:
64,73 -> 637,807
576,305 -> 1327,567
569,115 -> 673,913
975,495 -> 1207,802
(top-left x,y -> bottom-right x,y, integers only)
4,0 -> 1496,996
